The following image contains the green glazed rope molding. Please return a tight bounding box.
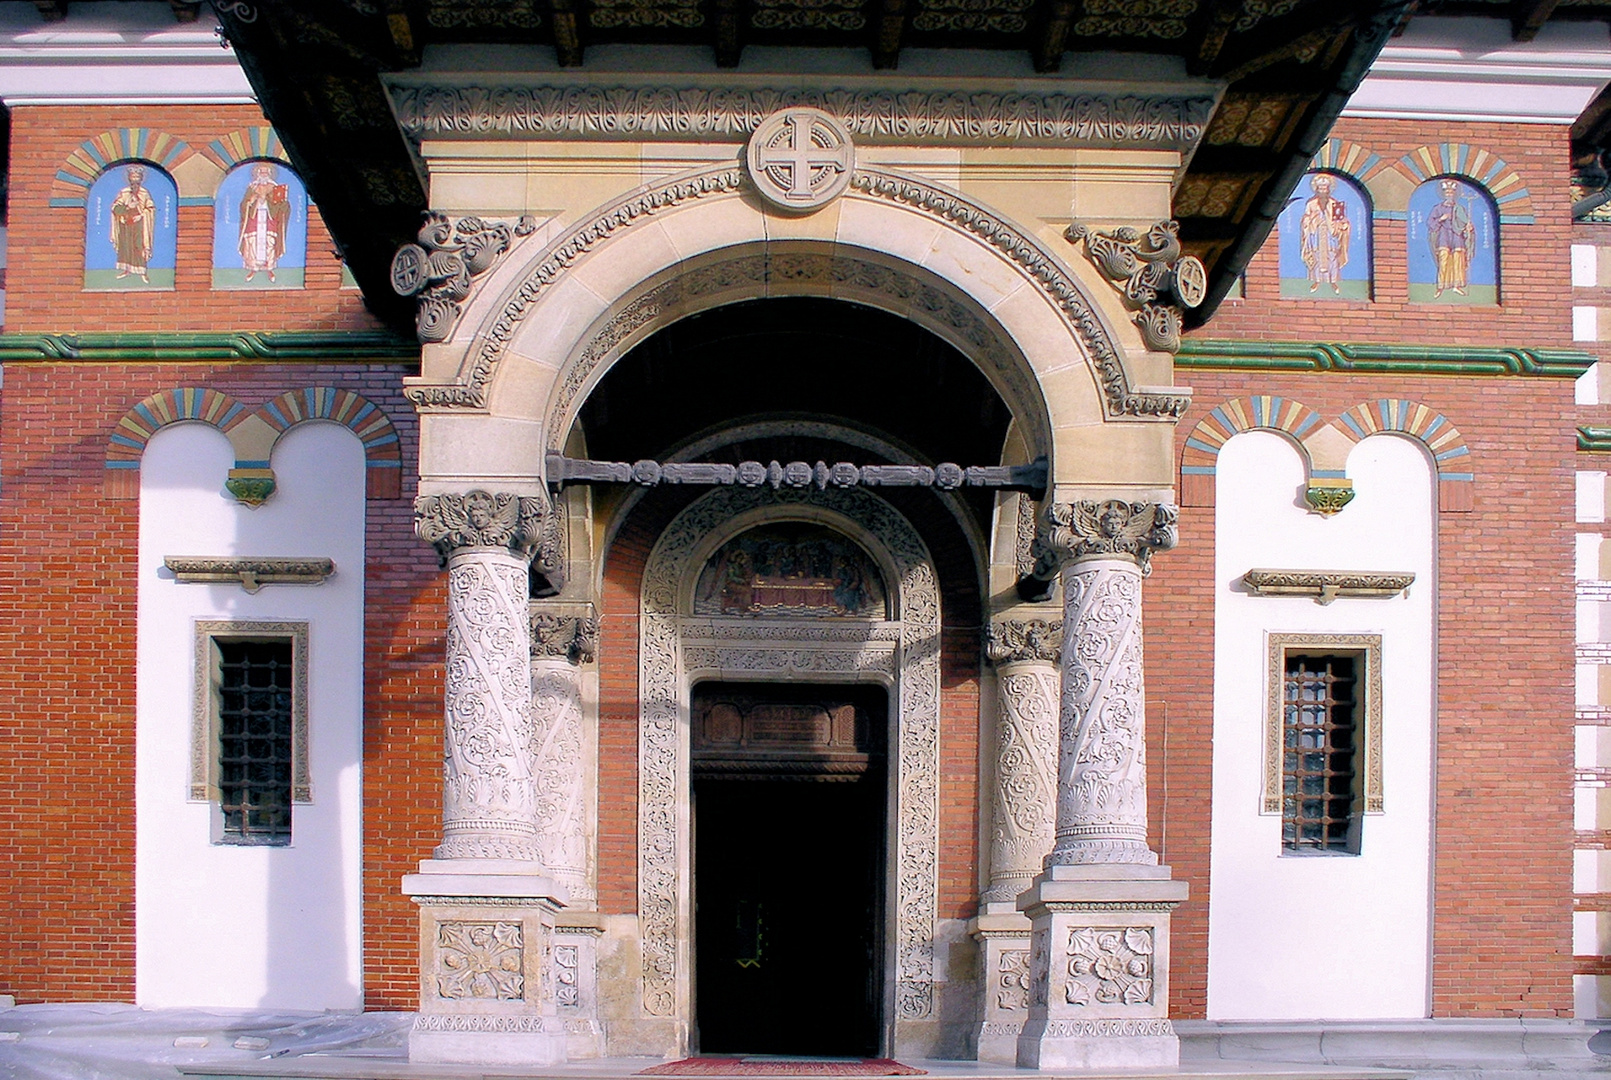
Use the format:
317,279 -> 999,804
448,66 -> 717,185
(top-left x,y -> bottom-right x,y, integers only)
1580,427 -> 1611,452
0,330 -> 419,362
1178,339 -> 1596,378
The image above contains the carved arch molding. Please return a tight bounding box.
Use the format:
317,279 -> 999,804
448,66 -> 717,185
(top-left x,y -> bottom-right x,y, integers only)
638,484 -> 941,1022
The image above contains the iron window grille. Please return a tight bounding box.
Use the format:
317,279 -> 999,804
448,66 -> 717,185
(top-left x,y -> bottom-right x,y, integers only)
191,621 -> 310,846
1263,633 -> 1382,854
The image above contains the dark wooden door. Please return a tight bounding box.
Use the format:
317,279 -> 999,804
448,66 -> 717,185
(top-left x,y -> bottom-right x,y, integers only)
692,684 -> 885,1057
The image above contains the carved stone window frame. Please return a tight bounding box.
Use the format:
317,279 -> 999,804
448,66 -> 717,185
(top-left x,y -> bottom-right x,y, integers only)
190,620 -> 311,807
638,485 -> 941,1041
1263,632 -> 1382,817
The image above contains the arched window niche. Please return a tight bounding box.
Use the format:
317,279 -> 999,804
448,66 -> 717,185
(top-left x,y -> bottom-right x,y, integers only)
212,159 -> 309,289
1277,170 -> 1372,300
1407,175 -> 1500,305
693,521 -> 889,620
84,161 -> 178,291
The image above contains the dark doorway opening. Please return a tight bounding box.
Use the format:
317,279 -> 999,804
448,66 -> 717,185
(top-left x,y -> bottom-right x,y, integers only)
692,682 -> 887,1058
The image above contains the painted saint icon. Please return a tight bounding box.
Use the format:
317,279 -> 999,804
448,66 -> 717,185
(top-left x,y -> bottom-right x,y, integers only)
1277,171 -> 1370,299
83,162 -> 178,290
213,160 -> 308,289
1407,177 -> 1498,305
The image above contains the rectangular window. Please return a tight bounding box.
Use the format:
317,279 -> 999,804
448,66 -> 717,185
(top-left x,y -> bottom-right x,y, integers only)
192,621 -> 309,846
1281,653 -> 1359,852
217,640 -> 294,844
1264,633 -> 1382,855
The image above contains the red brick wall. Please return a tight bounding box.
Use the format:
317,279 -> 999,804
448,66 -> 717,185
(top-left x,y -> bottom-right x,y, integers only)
0,360 -> 433,1006
1151,368 -> 1578,1019
1209,118 -> 1572,352
4,105 -> 379,333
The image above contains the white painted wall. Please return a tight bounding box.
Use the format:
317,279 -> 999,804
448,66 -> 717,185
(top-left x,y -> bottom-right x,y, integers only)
136,421 -> 365,1009
1205,430 -> 1435,1020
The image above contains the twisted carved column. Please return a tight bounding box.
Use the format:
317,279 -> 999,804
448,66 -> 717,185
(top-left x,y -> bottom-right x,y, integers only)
416,490 -> 553,862
1030,500 -> 1176,868
529,612 -> 599,906
983,619 -> 1062,905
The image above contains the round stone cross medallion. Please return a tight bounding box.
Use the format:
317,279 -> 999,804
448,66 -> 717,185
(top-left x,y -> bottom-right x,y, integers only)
745,107 -> 856,212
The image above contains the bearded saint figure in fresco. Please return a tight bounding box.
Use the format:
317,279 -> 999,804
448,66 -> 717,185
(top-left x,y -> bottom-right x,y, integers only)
1299,173 -> 1351,294
238,162 -> 291,283
1427,178 -> 1475,297
109,164 -> 155,282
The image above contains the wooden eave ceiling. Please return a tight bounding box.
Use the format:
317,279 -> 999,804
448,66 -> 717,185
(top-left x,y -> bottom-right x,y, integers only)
214,0 -> 1415,328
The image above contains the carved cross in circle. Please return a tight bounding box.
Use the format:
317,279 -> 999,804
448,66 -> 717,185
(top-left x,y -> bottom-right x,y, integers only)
746,107 -> 856,212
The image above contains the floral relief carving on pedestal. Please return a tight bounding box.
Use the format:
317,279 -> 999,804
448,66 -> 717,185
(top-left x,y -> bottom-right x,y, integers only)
1065,927 -> 1154,1006
639,485 -> 939,1021
998,948 -> 1032,1011
437,921 -> 525,1001
553,943 -> 580,1007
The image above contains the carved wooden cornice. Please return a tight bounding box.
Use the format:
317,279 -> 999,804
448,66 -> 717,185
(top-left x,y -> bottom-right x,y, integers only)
1242,569 -> 1415,604
547,452 -> 1048,496
164,557 -> 334,594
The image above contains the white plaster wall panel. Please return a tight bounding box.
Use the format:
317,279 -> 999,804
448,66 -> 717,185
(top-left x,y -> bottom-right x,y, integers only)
1576,785 -> 1600,830
1579,365 -> 1601,406
136,422 -> 365,1009
1577,975 -> 1611,1019
1578,533 -> 1603,580
1206,430 -> 1435,1020
1580,663 -> 1599,709
1576,244 -> 1599,288
1576,911 -> 1606,955
1581,599 -> 1602,643
1579,472 -> 1608,524
1575,307 -> 1599,344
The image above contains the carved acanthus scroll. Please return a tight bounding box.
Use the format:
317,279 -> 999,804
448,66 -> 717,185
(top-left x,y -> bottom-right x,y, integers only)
1021,500 -> 1177,600
1066,220 -> 1205,353
392,212 -> 537,344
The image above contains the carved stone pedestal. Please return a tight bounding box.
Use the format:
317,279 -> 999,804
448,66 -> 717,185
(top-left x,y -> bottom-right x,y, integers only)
553,913 -> 606,1059
973,910 -> 1034,1063
404,861 -> 570,1066
1015,864 -> 1187,1069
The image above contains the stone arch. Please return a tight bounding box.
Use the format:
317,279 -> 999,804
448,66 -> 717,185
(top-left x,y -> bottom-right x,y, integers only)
104,388 -> 249,498
637,484 -> 940,1036
1397,143 -> 1534,223
409,163 -> 1189,493
254,388 -> 403,498
1180,396 -> 1325,506
50,129 -> 193,207
1332,400 -> 1473,511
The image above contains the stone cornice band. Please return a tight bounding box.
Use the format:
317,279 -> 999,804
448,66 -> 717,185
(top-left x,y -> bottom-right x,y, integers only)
390,84 -> 1216,152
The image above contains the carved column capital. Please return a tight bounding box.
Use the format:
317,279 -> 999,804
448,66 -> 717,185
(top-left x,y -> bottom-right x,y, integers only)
392,211 -> 537,343
1027,500 -> 1177,590
986,619 -> 1063,665
530,612 -> 599,665
416,490 -> 552,564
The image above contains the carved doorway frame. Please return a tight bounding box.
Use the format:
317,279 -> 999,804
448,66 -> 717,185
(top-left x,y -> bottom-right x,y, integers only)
638,485 -> 941,1054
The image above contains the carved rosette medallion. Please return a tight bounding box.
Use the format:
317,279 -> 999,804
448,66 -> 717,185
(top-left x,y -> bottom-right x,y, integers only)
745,107 -> 855,212
436,921 -> 525,1000
1065,927 -> 1154,1006
1048,559 -> 1156,867
393,211 -> 537,344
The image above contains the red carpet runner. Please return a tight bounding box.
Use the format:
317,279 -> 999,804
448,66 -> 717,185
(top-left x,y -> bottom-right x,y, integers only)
639,1059 -> 927,1076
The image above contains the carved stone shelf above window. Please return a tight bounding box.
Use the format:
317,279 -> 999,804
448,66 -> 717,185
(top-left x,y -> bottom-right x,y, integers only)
1241,569 -> 1414,605
164,557 -> 335,594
